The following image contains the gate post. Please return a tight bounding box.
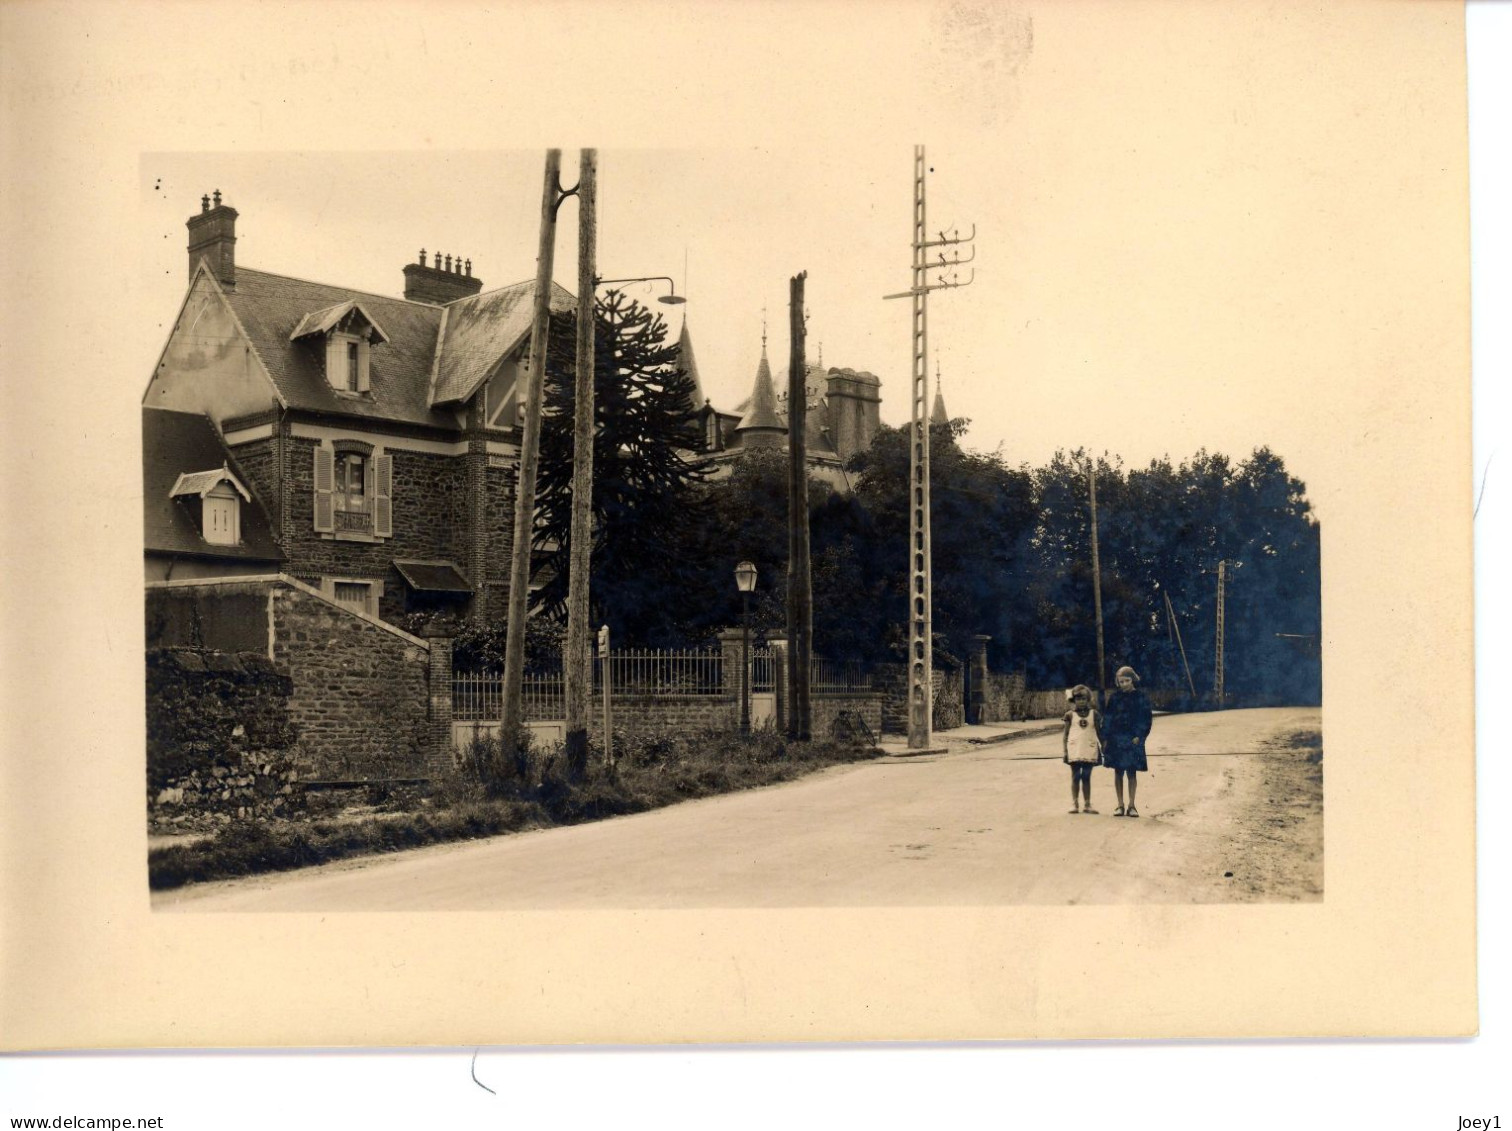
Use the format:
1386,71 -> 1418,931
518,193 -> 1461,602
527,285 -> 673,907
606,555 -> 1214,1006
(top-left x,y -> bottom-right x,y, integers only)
422,621 -> 455,776
717,628 -> 745,730
970,634 -> 991,725
766,634 -> 789,733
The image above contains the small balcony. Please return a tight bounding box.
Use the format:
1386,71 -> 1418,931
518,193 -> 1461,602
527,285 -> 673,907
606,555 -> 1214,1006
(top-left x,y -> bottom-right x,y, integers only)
334,500 -> 372,534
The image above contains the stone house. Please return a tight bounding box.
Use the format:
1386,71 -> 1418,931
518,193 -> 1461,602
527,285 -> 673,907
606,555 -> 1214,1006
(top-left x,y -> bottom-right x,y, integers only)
142,191 -> 579,625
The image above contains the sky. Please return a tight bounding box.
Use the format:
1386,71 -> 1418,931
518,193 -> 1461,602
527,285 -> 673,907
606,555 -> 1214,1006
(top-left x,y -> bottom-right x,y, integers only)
133,1 -> 1468,525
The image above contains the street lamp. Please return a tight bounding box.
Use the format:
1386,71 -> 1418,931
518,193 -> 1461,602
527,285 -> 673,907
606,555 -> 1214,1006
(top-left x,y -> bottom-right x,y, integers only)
595,275 -> 687,304
735,560 -> 758,734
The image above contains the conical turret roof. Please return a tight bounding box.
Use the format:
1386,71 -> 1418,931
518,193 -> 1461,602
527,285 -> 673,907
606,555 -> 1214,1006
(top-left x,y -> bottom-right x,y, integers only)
736,344 -> 785,434
675,319 -> 706,407
931,387 -> 949,426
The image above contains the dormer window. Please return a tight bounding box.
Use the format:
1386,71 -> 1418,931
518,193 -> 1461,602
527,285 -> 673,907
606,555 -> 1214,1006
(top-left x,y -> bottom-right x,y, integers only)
289,300 -> 390,396
169,467 -> 251,547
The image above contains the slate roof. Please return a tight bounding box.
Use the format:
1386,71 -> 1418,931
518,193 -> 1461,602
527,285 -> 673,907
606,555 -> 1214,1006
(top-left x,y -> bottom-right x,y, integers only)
736,348 -> 785,432
143,407 -> 283,562
931,388 -> 950,425
224,268 -> 450,428
429,278 -> 577,406
723,358 -> 841,456
674,320 -> 706,407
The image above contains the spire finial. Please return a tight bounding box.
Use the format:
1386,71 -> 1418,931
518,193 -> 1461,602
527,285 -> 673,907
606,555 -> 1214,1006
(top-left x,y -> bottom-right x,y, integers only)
761,305 -> 767,353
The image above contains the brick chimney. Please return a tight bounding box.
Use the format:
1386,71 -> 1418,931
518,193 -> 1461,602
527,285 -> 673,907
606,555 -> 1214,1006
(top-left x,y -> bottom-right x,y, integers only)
186,190 -> 238,290
403,250 -> 484,304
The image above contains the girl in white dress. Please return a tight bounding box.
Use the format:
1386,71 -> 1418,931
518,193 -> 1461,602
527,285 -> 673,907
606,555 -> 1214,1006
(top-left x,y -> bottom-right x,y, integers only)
1061,684 -> 1104,814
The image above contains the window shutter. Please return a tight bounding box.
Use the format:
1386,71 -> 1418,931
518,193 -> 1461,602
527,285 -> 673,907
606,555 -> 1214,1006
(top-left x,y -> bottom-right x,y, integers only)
324,338 -> 343,391
373,453 -> 393,538
357,338 -> 372,393
313,447 -> 335,532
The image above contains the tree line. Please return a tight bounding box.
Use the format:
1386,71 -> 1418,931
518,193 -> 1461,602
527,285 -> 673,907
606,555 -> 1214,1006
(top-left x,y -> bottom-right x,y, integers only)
520,296 -> 1321,707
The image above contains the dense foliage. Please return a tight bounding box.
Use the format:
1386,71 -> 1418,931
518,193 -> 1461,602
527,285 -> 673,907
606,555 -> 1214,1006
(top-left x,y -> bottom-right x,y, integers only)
530,291 -> 710,643
621,421 -> 1320,706
482,300 -> 1320,705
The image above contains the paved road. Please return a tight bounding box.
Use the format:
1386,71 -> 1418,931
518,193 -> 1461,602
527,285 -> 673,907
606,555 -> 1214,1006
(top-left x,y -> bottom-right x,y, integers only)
156,707 -> 1321,911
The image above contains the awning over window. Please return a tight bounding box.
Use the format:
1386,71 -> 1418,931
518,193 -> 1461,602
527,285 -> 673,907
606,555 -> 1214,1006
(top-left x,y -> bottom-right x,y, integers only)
289,300 -> 390,344
169,468 -> 251,501
393,559 -> 472,595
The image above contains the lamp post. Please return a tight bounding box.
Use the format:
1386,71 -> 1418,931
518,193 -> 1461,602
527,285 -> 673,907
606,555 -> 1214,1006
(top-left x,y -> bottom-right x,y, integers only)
735,560 -> 758,734
595,275 -> 687,304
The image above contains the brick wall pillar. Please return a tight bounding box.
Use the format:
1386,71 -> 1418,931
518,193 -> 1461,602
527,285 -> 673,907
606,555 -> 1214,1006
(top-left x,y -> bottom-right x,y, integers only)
766,634 -> 788,733
463,398 -> 489,621
717,627 -> 745,730
970,634 -> 991,725
423,623 -> 455,776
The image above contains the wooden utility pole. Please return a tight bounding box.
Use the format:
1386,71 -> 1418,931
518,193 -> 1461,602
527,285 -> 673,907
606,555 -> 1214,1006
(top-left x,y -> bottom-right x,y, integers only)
1089,457 -> 1107,706
1214,559 -> 1229,706
500,150 -> 566,752
786,271 -> 812,742
564,148 -> 597,778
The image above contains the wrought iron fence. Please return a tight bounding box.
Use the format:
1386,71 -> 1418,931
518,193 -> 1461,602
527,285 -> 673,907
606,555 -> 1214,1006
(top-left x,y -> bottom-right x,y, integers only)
453,668 -> 564,721
454,648 -> 874,721
598,647 -> 723,696
454,647 -> 724,719
810,657 -> 873,693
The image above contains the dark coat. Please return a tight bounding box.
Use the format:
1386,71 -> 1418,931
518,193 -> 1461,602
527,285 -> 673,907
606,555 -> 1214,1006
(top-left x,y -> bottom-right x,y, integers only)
1102,688 -> 1153,771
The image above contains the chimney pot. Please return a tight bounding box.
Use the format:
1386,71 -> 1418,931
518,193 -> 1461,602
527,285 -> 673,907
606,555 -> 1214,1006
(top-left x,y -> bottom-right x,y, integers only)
187,193 -> 237,288
403,248 -> 483,303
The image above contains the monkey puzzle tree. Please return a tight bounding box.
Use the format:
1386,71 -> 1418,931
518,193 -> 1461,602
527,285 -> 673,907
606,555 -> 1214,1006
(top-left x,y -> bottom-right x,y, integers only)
531,290 -> 709,642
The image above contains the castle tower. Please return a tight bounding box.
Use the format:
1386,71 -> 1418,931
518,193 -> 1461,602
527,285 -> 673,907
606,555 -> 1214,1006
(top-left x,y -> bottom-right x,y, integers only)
825,367 -> 882,461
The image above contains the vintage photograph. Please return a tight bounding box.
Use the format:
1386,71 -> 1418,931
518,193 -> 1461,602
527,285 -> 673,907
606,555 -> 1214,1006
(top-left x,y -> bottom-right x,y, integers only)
4,0 -> 1479,1060
142,147 -> 1322,911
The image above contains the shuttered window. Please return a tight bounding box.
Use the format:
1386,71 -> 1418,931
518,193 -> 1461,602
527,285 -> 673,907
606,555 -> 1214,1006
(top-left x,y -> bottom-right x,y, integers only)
202,487 -> 239,545
313,447 -> 335,532
314,444 -> 391,539
373,453 -> 393,537
324,334 -> 372,393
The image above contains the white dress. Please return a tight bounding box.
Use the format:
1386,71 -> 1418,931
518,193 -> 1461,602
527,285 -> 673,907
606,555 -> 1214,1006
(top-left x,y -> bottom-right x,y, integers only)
1064,709 -> 1102,764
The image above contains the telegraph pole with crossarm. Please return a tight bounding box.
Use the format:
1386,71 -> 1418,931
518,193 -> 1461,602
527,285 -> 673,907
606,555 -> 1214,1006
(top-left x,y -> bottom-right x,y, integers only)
883,146 -> 976,750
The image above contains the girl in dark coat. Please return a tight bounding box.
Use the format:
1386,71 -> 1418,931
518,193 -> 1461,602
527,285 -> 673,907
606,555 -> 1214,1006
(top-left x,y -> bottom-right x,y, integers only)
1103,665 -> 1153,817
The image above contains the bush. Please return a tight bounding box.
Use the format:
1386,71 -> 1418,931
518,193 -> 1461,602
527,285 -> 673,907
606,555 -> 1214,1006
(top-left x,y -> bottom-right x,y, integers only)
151,726 -> 884,890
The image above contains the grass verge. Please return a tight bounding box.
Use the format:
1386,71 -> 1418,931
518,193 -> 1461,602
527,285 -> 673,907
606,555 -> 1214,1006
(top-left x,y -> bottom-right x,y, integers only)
150,730 -> 880,891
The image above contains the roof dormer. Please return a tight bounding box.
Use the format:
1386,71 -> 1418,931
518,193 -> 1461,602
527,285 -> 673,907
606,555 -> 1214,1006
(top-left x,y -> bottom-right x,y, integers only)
290,301 -> 390,395
169,466 -> 251,547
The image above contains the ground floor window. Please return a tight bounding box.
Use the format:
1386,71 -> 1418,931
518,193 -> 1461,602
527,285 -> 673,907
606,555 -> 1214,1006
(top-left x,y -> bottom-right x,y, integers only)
331,580 -> 374,616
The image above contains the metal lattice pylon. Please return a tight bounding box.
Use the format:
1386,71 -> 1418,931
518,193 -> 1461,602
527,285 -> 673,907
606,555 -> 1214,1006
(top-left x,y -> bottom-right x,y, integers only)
907,147 -> 933,748
883,146 -> 976,749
